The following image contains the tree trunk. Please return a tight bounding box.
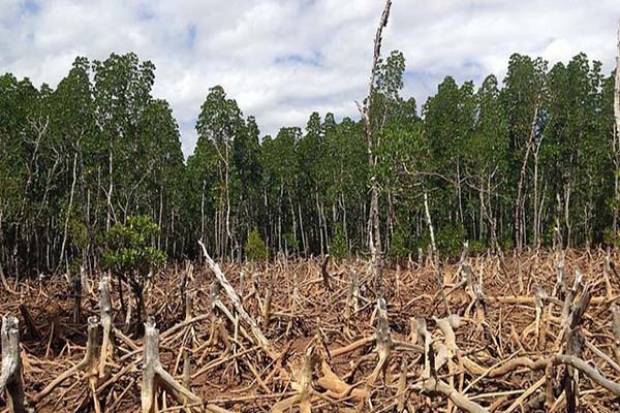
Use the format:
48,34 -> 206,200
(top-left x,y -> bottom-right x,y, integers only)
361,0 -> 392,295
614,21 -> 620,234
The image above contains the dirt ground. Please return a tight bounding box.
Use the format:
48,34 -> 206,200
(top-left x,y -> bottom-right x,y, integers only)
2,248 -> 620,412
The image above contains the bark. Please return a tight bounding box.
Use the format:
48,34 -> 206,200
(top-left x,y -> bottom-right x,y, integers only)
360,0 -> 392,296
198,240 -> 277,360
515,102 -> 540,251
0,315 -> 29,413
99,276 -> 114,378
615,21 -> 620,232
141,319 -> 202,413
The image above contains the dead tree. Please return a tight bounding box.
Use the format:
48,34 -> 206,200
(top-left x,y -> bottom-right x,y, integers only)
320,254 -> 331,290
69,272 -> 82,323
98,276 -> 114,378
198,240 -> 276,360
359,0 -> 392,295
141,319 -> 202,413
0,315 -> 29,413
17,303 -> 39,340
613,19 -> 620,231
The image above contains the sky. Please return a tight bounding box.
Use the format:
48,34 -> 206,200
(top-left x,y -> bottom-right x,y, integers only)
1,0 -> 619,157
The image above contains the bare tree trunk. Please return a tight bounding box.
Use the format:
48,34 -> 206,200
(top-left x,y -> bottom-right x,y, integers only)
515,102 -> 540,251
532,138 -> 543,248
614,20 -> 620,233
200,180 -> 206,241
360,0 -> 392,295
106,148 -> 114,230
58,153 -> 78,271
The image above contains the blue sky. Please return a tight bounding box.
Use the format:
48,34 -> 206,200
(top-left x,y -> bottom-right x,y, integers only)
1,0 -> 619,156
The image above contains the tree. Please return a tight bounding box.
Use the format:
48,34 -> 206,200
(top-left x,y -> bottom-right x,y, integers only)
103,216 -> 165,331
194,85 -> 245,258
244,228 -> 268,261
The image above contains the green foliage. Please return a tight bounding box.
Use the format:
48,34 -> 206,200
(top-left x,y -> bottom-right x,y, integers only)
283,232 -> 299,253
68,216 -> 89,250
389,228 -> 409,260
330,226 -> 348,261
1,48 -> 619,277
603,228 -> 620,248
103,216 -> 166,279
436,224 -> 465,257
245,229 -> 268,261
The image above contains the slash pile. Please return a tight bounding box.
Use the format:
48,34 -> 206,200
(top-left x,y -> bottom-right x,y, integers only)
1,248 -> 620,412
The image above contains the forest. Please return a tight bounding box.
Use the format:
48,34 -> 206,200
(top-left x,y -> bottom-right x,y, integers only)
1,36 -> 618,277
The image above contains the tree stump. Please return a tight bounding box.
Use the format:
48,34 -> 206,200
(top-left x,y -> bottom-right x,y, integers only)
141,319 -> 202,413
0,315 -> 29,413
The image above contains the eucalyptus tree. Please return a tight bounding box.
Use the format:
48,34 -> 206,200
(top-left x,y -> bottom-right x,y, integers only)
297,112 -> 328,254
260,127 -> 301,253
465,75 -> 509,247
423,77 -> 476,238
501,54 -> 547,250
613,26 -> 620,236
194,85 -> 245,258
136,99 -> 185,255
47,57 -> 96,271
323,116 -> 367,252
92,52 -> 156,230
233,115 -> 262,249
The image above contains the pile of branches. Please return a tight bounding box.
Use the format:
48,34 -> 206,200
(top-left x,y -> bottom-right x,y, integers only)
1,247 -> 620,412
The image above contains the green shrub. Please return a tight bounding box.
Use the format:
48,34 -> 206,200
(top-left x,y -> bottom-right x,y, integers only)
603,228 -> 620,247
245,228 -> 268,260
389,228 -> 409,260
103,216 -> 165,329
330,226 -> 348,261
283,232 -> 299,254
436,223 -> 465,257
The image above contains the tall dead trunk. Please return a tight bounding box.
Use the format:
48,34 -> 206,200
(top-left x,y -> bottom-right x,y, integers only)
614,20 -> 620,233
361,0 -> 392,295
515,102 -> 540,251
58,153 -> 78,271
532,137 -> 543,248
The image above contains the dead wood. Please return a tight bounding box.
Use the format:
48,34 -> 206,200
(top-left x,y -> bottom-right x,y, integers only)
198,240 -> 277,360
0,315 -> 30,413
141,319 -> 202,413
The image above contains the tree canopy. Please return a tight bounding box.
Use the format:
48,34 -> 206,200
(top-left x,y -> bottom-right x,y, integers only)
1,50 -> 618,276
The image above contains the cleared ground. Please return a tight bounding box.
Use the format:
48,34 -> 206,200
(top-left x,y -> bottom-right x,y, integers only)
2,249 -> 620,412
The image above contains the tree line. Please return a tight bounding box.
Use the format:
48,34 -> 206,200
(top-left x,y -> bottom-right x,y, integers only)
1,50 -> 618,276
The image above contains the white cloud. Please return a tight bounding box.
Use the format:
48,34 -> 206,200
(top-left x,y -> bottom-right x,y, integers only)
0,0 -> 618,156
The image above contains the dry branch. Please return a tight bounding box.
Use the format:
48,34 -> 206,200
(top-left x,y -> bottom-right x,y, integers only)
198,240 -> 277,360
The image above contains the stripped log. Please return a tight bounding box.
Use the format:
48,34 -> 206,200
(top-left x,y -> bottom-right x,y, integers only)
198,240 -> 277,360
414,378 -> 489,413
